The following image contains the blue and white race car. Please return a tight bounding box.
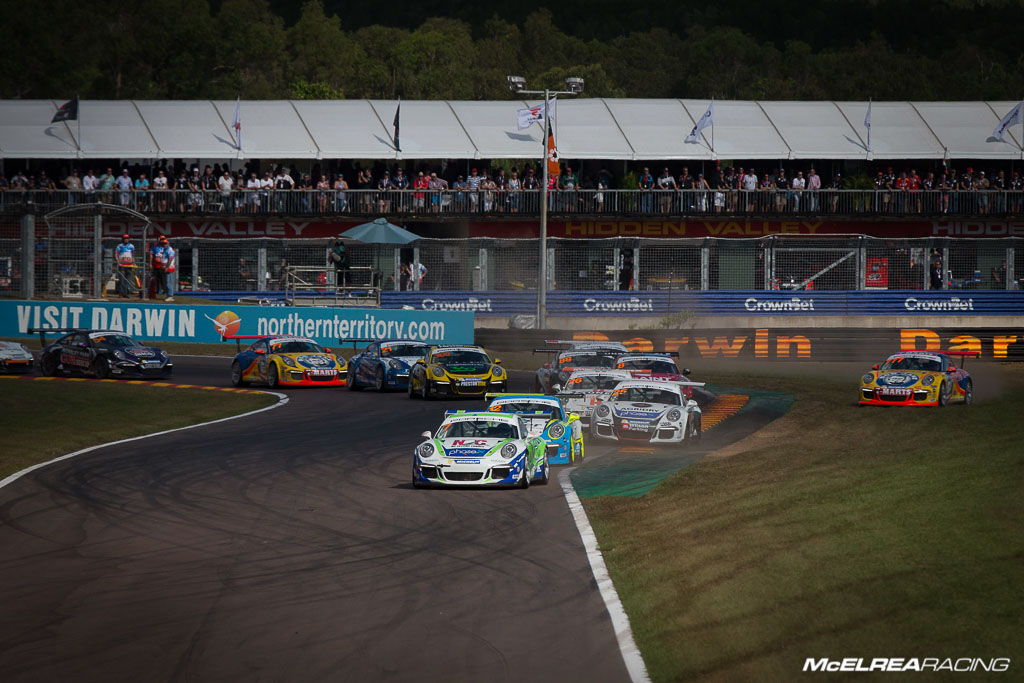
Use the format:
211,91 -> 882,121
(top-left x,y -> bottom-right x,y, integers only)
346,339 -> 428,391
412,411 -> 550,488
485,393 -> 585,464
590,379 -> 704,446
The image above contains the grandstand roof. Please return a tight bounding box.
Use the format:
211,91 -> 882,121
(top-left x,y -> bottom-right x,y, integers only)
2,98 -> 1022,160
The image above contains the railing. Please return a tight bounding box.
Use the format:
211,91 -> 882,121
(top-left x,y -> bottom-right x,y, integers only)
5,188 -> 1024,219
281,265 -> 380,307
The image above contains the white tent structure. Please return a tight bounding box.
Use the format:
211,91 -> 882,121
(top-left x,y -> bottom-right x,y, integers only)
2,98 -> 1022,160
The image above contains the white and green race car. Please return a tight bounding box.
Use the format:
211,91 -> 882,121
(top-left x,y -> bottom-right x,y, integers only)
412,411 -> 550,488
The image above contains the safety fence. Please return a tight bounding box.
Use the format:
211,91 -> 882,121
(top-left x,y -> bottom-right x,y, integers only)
6,189 -> 1024,219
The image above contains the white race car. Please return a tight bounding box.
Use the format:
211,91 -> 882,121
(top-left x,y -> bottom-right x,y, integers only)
590,379 -> 704,445
556,368 -> 633,425
0,340 -> 34,374
412,411 -> 550,488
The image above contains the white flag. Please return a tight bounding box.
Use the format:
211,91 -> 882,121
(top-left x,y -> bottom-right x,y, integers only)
515,97 -> 557,130
992,102 -> 1023,142
232,97 -> 242,150
864,100 -> 872,151
685,102 -> 713,143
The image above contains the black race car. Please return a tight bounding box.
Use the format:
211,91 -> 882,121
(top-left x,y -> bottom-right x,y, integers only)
33,328 -> 174,379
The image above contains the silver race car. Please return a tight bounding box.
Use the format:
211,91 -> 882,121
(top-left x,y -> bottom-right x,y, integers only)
589,379 -> 704,446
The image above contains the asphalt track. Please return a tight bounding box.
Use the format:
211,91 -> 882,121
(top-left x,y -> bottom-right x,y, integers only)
0,357 -> 773,682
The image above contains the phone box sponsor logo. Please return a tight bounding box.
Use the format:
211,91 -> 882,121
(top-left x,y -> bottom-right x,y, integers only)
2,301 -> 473,346
803,658 -> 1010,673
583,297 -> 655,313
744,297 -> 815,312
904,297 -> 974,312
420,297 -> 493,312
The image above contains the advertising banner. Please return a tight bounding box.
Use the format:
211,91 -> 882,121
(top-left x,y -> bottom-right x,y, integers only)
478,327 -> 1024,361
1,300 -> 474,346
385,290 -> 1024,317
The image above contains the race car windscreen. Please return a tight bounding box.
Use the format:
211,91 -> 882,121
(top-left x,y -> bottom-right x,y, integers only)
270,341 -> 324,354
438,420 -> 519,440
381,344 -> 427,358
616,358 -> 678,373
612,387 -> 682,405
433,350 -> 490,365
565,375 -> 623,391
881,356 -> 944,372
90,334 -> 140,348
558,353 -> 615,368
490,402 -> 561,418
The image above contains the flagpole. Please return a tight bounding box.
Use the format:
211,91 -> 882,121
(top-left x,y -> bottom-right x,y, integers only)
538,87 -> 550,329
710,98 -> 715,157
76,95 -> 82,156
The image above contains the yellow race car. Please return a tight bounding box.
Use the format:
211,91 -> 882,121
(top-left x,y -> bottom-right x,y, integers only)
229,335 -> 347,388
407,345 -> 507,399
859,350 -> 976,406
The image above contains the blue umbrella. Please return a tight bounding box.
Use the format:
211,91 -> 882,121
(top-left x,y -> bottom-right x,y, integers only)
340,218 -> 419,245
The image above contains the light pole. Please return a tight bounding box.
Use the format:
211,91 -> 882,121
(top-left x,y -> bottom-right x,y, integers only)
507,75 -> 583,329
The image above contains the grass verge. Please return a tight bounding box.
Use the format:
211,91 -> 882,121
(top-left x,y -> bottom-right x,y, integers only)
585,365 -> 1024,681
0,380 -> 275,480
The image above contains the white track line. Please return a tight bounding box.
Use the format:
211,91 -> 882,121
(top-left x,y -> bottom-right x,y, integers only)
559,467 -> 651,683
0,391 -> 289,491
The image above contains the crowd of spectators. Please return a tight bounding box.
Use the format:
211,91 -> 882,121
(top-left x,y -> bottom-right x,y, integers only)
3,160 -> 1024,216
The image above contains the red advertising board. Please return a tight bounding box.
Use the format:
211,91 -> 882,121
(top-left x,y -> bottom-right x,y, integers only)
865,257 -> 889,288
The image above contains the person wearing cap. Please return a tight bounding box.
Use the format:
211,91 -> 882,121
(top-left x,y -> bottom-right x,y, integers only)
162,236 -> 177,301
467,168 -> 482,212
115,234 -> 136,297
149,236 -> 171,300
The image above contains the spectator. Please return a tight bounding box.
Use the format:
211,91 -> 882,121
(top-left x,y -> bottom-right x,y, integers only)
237,257 -> 254,288
773,168 -> 788,212
828,172 -> 843,212
333,173 -> 349,212
694,172 -> 710,212
413,171 -> 428,212
218,170 -> 234,213
356,167 -> 373,212
638,167 -> 654,213
430,172 -> 449,212
791,170 -> 805,211
399,258 -> 412,290
274,167 -> 295,212
98,167 -> 116,203
260,171 -> 274,212
187,169 -> 204,212
806,167 -> 821,211
741,168 -> 758,211
149,235 -> 169,299
63,169 -> 82,204
467,168 -> 482,212
153,170 -> 169,212
657,168 -> 676,213
297,173 -> 313,212
976,170 -> 990,214
452,175 -> 467,211
678,167 -> 694,210
377,170 -> 392,212
991,260 -> 1007,289
929,260 -> 943,290
246,172 -> 261,212
82,169 -> 98,203
134,172 -> 150,210
115,169 -> 133,207
329,239 -> 350,288
114,234 -> 136,297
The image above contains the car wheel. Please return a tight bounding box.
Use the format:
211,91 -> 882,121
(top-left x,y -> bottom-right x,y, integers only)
962,380 -> 973,405
347,368 -> 362,390
267,363 -> 280,389
938,381 -> 948,406
689,415 -> 702,442
41,353 -> 61,377
92,357 -> 110,379
536,455 -> 550,485
518,459 -> 531,489
374,366 -> 385,392
412,470 -> 424,489
231,360 -> 248,387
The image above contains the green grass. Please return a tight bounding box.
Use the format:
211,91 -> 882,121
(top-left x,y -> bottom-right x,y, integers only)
0,380 -> 275,479
585,366 -> 1024,682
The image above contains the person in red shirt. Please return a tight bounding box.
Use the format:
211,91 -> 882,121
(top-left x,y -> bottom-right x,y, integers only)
894,171 -> 910,213
907,168 -> 922,213
412,171 -> 429,212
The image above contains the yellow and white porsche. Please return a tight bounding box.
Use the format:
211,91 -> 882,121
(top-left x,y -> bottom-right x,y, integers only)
229,335 -> 347,388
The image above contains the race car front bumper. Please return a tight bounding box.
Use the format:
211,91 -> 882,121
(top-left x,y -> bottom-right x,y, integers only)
109,360 -> 174,378
591,419 -> 686,443
429,379 -> 507,398
859,388 -> 938,406
0,359 -> 34,374
280,369 -> 347,386
413,455 -> 524,487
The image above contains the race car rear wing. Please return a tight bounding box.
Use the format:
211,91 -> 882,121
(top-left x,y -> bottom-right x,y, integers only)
484,392 -> 552,400
615,351 -> 681,358
27,327 -> 90,345
897,348 -> 980,368
222,333 -> 339,354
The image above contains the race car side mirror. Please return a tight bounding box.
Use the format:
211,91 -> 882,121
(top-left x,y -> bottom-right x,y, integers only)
415,359 -> 425,365
552,384 -> 562,393
323,347 -> 332,354
494,359 -> 502,364
254,348 -> 266,354
682,368 -> 691,376
871,364 -> 879,370
947,366 -> 955,372
419,431 -> 432,439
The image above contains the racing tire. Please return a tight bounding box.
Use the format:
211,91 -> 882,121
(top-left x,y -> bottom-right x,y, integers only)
347,370 -> 362,390
230,361 -> 248,387
536,456 -> 550,485
40,353 -> 61,377
412,471 -> 425,489
267,363 -> 280,389
373,367 -> 386,392
962,380 -> 973,406
518,461 -> 531,489
688,415 -> 702,443
938,381 -> 948,407
91,357 -> 110,380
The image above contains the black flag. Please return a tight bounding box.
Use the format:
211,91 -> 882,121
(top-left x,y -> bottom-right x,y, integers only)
393,99 -> 401,152
51,98 -> 79,123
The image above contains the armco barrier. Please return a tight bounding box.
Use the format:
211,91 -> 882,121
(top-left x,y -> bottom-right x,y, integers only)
1,300 -> 474,346
385,290 -> 1024,317
477,327 -> 1024,361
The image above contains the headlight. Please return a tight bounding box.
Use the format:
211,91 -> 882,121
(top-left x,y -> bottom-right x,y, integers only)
666,408 -> 682,422
501,442 -> 518,459
861,373 -> 874,384
548,422 -> 565,439
279,356 -> 298,368
388,359 -> 403,370
492,366 -> 504,378
416,442 -> 435,458
595,404 -> 611,418
922,375 -> 935,386
431,366 -> 446,379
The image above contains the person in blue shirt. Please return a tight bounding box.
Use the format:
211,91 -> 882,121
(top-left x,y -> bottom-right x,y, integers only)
161,237 -> 177,301
114,234 -> 136,297
149,236 -> 170,300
